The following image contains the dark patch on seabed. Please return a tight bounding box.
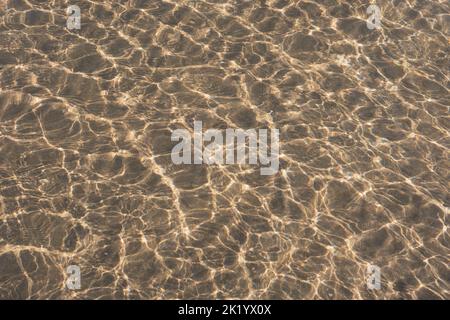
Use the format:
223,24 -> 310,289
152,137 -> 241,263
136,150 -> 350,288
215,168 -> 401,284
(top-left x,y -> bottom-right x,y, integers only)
0,0 -> 448,300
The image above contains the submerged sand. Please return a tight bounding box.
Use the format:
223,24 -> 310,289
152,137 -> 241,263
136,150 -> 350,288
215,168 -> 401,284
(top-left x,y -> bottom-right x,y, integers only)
0,0 -> 448,299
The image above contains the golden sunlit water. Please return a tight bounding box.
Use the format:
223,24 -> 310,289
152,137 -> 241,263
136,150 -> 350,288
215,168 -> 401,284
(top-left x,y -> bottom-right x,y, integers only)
0,0 -> 448,299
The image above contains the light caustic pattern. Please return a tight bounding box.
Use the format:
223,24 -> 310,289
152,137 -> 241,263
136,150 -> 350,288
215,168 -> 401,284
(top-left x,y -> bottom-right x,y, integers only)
0,0 -> 448,299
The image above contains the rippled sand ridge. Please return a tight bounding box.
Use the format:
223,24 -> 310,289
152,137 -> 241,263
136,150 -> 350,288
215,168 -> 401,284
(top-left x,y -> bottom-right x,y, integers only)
0,0 -> 449,299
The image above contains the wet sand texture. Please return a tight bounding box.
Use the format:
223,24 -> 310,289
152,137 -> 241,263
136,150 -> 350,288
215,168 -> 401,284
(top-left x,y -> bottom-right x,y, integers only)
0,0 -> 449,299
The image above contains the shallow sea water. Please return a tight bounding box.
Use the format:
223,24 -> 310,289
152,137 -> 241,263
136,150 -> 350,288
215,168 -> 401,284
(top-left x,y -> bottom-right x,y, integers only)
0,0 -> 449,299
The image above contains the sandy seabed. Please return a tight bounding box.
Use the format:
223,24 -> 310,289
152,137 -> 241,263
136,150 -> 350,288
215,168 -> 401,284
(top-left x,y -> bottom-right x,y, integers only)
0,0 -> 448,299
